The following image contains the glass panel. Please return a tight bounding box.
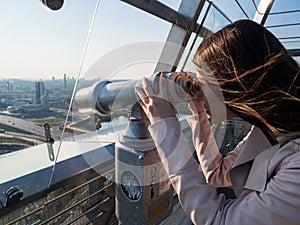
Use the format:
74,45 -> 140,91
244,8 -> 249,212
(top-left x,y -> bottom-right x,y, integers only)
0,0 -> 173,222
202,4 -> 232,32
0,0 -> 172,149
70,0 -> 172,136
178,1 -> 233,72
266,0 -> 300,50
0,0 -> 95,151
0,0 -> 97,214
57,2 -> 175,223
212,0 -> 256,21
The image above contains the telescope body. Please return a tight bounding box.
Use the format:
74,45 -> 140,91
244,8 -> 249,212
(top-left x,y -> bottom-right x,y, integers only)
74,72 -> 200,116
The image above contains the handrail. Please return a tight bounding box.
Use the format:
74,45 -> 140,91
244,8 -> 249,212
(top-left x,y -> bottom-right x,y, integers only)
5,168 -> 115,225
3,173 -> 115,224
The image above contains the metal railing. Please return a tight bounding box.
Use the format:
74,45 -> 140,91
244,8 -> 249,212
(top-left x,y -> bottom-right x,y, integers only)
0,167 -> 116,225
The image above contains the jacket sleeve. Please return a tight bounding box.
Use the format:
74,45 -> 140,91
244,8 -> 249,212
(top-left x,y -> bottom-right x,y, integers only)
186,113 -> 243,187
148,117 -> 300,225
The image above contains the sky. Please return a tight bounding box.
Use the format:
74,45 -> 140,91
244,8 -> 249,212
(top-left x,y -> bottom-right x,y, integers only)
0,0 -> 175,80
0,0 -> 299,80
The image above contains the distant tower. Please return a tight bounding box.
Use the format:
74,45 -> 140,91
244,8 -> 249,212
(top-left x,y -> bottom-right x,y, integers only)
35,81 -> 49,109
64,74 -> 67,89
35,82 -> 44,104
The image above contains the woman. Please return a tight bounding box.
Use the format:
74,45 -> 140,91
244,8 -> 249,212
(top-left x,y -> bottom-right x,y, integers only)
135,20 -> 300,225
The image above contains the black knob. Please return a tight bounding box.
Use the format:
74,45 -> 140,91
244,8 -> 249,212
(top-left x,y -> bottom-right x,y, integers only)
40,0 -> 64,11
4,186 -> 23,205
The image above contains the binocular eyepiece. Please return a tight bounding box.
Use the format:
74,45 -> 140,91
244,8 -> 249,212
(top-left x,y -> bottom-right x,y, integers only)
163,72 -> 201,98
74,71 -> 201,116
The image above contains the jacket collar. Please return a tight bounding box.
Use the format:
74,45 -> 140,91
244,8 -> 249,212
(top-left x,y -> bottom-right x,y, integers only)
276,131 -> 300,146
241,130 -> 300,193
243,143 -> 281,192
232,126 -> 272,169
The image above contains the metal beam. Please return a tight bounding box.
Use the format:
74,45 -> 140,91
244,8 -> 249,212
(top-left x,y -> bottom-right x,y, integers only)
121,0 -> 212,35
121,0 -> 195,32
154,0 -> 206,72
287,49 -> 300,57
265,22 -> 300,29
253,0 -> 275,25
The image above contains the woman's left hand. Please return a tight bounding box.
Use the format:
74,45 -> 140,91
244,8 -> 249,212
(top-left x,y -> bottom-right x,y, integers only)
135,74 -> 176,124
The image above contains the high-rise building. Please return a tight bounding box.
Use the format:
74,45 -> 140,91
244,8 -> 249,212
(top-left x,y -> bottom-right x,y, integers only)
64,74 -> 67,89
35,82 -> 44,104
35,81 -> 49,109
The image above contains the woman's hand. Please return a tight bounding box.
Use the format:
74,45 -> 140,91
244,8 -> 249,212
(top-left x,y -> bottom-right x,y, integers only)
135,74 -> 176,124
188,91 -> 206,115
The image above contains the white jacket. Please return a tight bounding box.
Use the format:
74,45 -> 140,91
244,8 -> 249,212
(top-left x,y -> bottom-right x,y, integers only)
148,115 -> 300,225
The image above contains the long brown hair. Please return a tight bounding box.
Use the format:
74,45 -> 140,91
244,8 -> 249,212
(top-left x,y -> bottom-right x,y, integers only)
193,19 -> 300,135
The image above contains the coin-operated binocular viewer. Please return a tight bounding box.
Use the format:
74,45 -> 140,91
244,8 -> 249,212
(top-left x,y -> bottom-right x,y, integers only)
74,72 -> 200,224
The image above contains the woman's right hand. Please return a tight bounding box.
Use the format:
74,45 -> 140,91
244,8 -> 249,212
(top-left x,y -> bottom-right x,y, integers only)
188,91 -> 206,115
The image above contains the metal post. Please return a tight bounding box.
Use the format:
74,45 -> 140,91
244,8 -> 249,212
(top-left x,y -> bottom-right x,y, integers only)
155,0 -> 206,72
115,105 -> 173,224
253,0 -> 275,25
